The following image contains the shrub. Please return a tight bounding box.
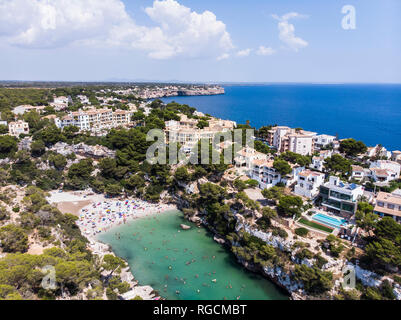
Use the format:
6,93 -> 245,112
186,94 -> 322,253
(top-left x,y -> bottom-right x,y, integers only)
0,224 -> 29,253
295,227 -> 309,237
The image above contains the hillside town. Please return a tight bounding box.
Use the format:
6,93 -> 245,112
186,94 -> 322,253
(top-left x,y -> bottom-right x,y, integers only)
0,84 -> 401,301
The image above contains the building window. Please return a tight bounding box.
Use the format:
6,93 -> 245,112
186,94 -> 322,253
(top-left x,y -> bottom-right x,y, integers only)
387,204 -> 395,210
377,202 -> 384,207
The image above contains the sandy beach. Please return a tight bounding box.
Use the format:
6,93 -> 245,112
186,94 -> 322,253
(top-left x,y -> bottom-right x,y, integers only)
47,190 -> 177,240
77,199 -> 176,239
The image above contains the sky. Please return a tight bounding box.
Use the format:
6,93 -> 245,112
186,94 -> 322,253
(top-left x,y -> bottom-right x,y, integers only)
0,0 -> 400,83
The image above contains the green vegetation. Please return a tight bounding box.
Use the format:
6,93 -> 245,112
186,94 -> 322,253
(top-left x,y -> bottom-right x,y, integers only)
294,264 -> 333,295
339,138 -> 367,157
280,151 -> 311,167
0,225 -> 29,253
324,154 -> 351,177
295,228 -> 309,237
364,217 -> 401,272
324,234 -> 345,257
273,159 -> 292,176
277,195 -> 304,218
231,232 -> 278,267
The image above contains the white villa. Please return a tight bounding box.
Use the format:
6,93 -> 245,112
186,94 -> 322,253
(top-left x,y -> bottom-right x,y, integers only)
369,160 -> 400,183
247,158 -> 304,190
310,150 -> 332,172
366,144 -> 391,159
313,134 -> 336,149
351,165 -> 369,181
77,95 -> 90,104
319,176 -> 364,217
12,105 -> 46,115
374,192 -> 401,223
8,120 -> 29,137
294,169 -> 325,199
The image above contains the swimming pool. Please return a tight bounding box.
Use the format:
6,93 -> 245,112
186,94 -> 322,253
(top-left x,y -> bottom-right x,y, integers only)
312,213 -> 347,229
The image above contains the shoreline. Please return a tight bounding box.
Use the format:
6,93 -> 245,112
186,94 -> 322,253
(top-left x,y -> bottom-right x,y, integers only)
75,198 -> 177,241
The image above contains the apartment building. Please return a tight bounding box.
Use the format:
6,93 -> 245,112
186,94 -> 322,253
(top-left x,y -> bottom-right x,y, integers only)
374,192 -> 401,223
165,114 -> 236,152
319,176 -> 363,217
294,169 -> 325,199
266,126 -> 317,156
8,120 -> 29,137
56,108 -> 133,132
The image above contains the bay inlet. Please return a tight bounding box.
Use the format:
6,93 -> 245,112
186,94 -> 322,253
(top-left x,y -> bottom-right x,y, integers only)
98,210 -> 288,300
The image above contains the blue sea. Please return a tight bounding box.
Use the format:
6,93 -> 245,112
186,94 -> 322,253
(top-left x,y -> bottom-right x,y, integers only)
161,84 -> 401,151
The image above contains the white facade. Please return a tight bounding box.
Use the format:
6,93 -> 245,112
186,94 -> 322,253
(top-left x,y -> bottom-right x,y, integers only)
8,120 -> 29,137
313,134 -> 336,149
366,145 -> 391,159
320,176 -> 364,215
288,134 -> 316,156
294,170 -> 325,199
369,160 -> 401,183
248,158 -> 304,190
56,108 -> 133,132
77,95 -> 90,104
351,165 -> 367,181
12,105 -> 46,115
165,114 -> 236,152
391,151 -> 401,162
234,147 -> 269,172
310,150 -> 332,172
267,126 -> 317,156
54,96 -> 69,105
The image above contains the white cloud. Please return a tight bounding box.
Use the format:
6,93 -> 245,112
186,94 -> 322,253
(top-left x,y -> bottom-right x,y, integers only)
256,46 -> 275,56
0,0 -> 234,60
0,0 -> 131,48
236,48 -> 251,57
272,12 -> 308,52
217,53 -> 230,61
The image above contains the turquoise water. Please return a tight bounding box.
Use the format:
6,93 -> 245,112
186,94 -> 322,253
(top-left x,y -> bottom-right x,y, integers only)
98,210 -> 288,300
313,213 -> 346,229
161,84 -> 401,150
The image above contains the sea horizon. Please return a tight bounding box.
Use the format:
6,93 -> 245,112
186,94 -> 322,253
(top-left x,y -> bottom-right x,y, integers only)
161,83 -> 401,151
